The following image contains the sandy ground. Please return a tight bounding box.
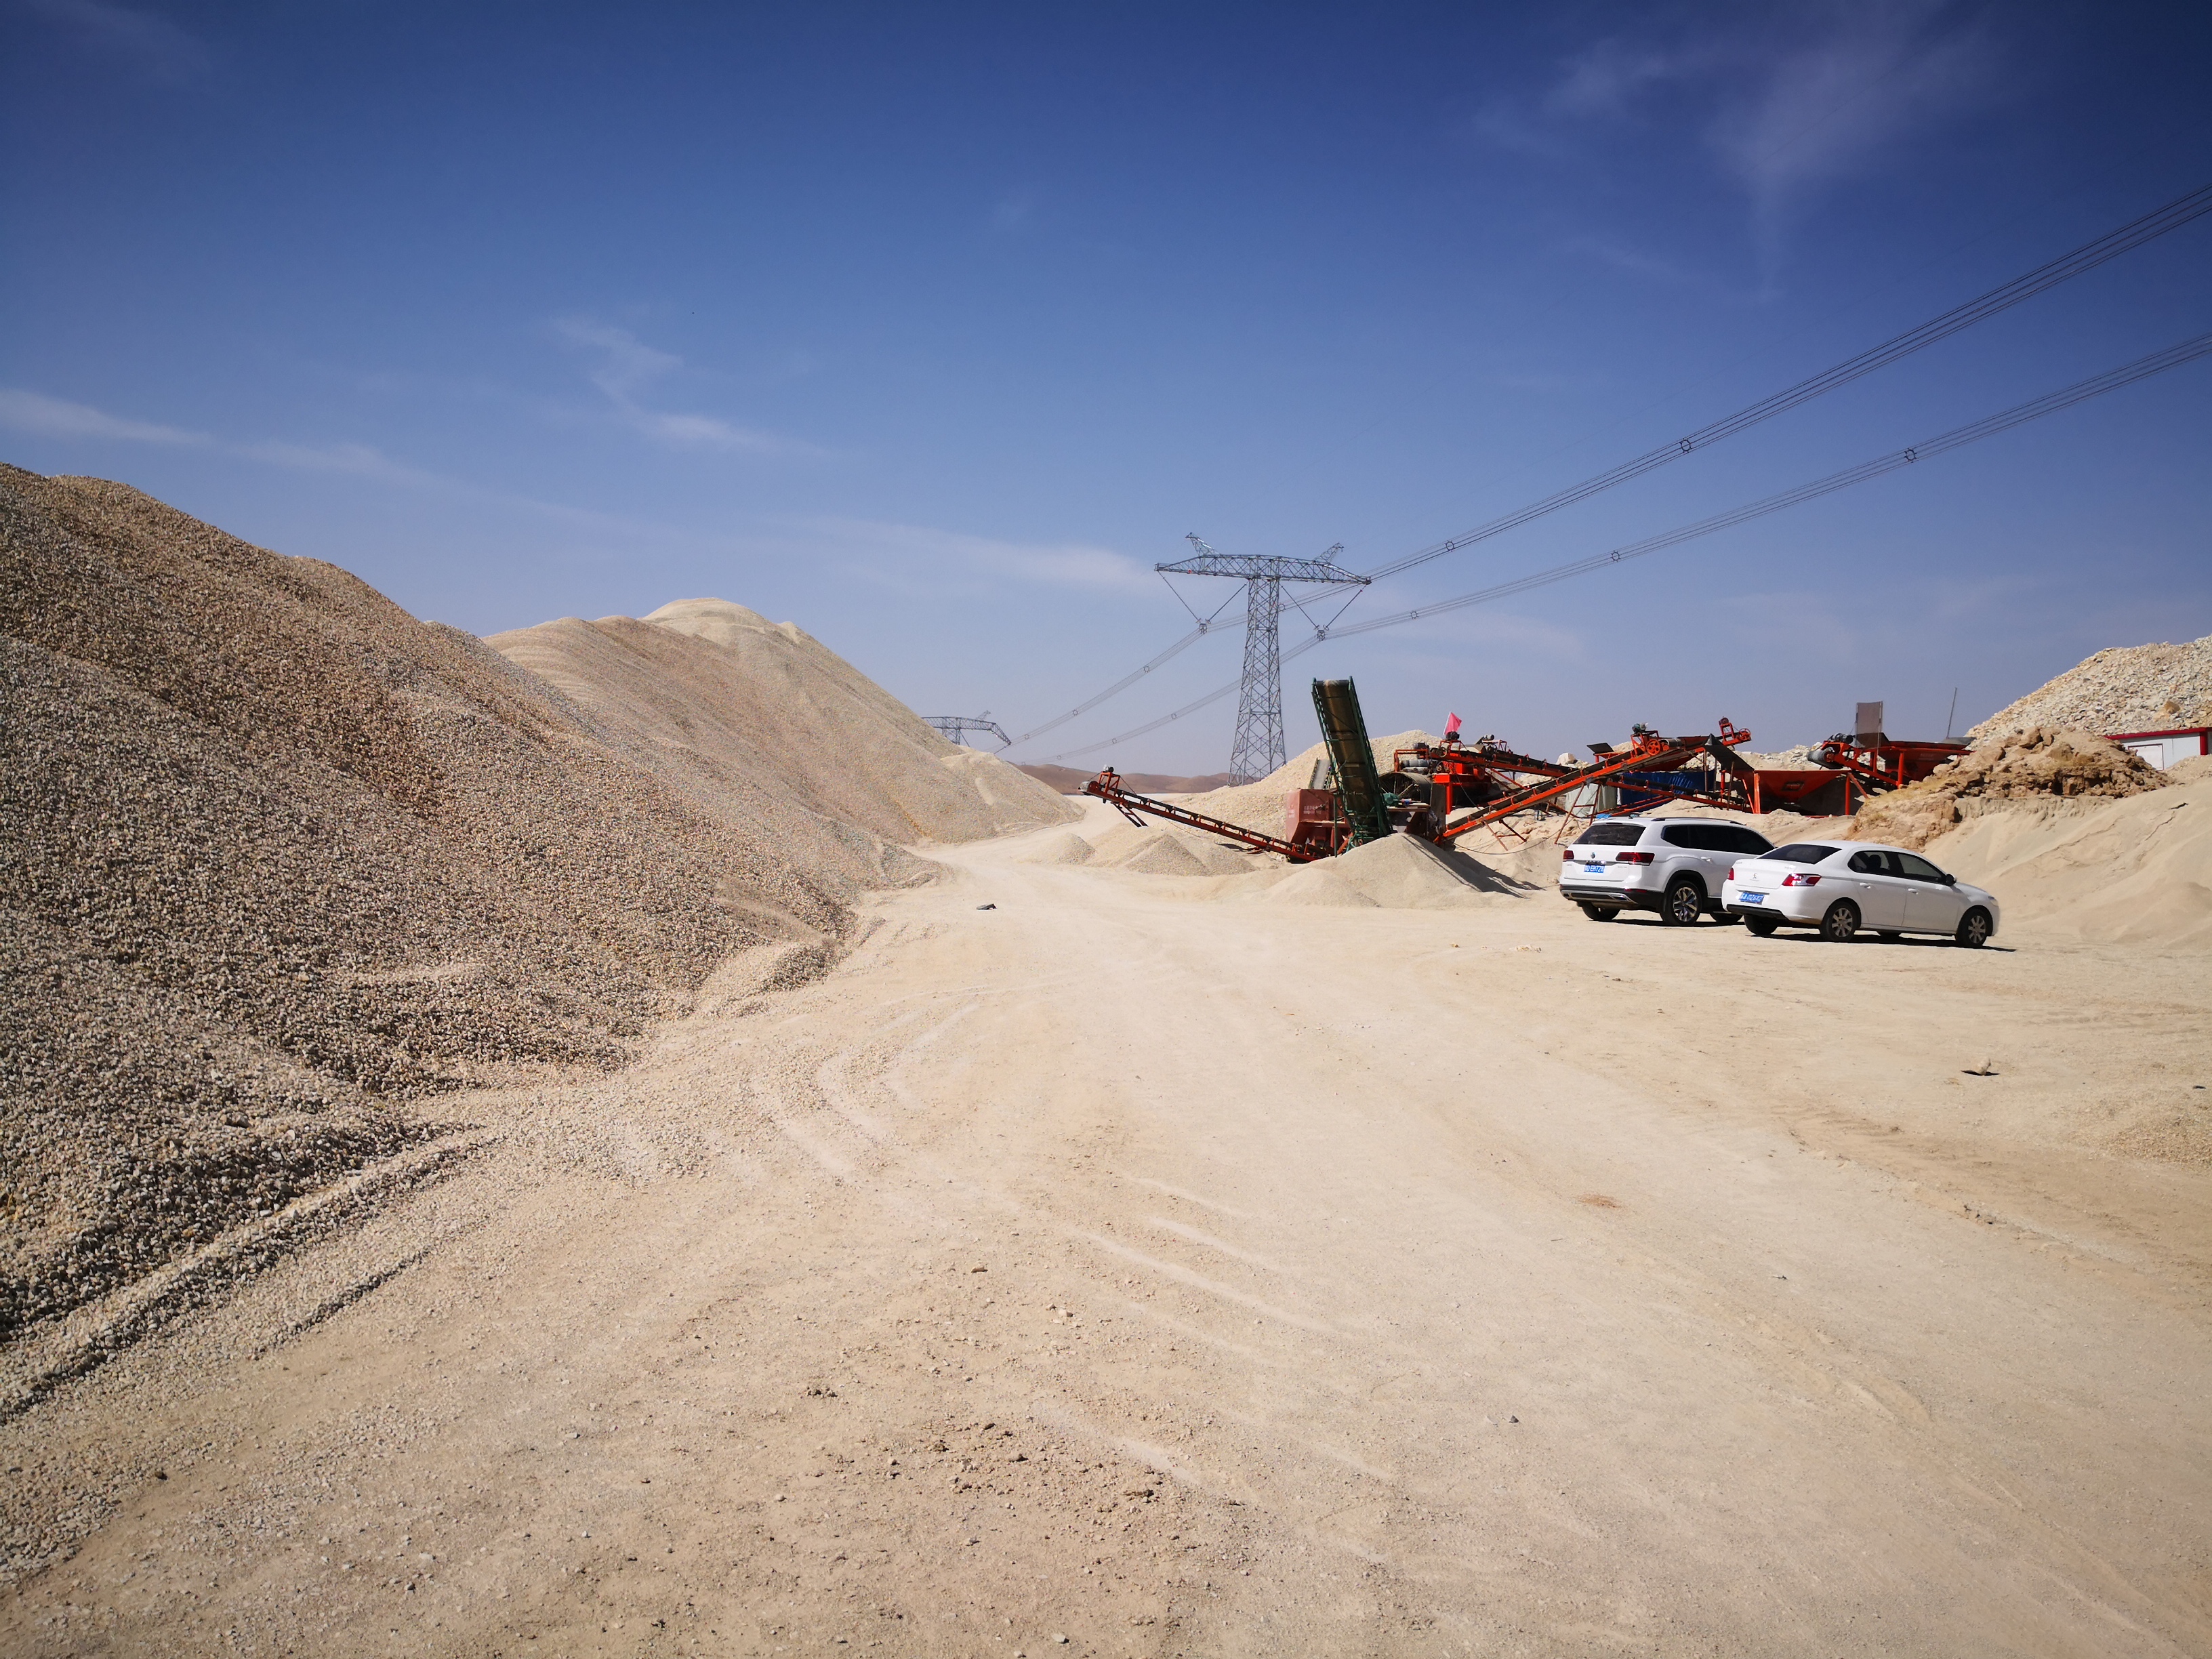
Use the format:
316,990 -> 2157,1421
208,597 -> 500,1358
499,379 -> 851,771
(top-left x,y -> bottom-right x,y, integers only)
5,801 -> 2211,1657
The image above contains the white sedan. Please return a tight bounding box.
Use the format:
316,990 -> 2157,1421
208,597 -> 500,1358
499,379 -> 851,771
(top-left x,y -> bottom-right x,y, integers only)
1721,840 -> 2000,946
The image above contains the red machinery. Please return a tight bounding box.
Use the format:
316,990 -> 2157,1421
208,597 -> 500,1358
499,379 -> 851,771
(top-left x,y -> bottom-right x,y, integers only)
1814,733 -> 1967,798
1433,722 -> 1756,842
1378,720 -> 1757,834
1082,716 -> 1763,863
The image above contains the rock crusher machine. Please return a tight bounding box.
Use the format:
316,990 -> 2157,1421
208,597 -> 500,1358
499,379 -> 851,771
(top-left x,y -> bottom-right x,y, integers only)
1082,678 -> 1763,863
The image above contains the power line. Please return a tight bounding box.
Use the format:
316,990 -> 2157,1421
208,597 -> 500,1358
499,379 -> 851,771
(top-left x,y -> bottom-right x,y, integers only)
1036,329 -> 2212,764
1009,178 -> 2212,750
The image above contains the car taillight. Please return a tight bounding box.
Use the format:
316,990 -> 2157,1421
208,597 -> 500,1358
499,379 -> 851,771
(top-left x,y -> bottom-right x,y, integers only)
1614,850 -> 1655,865
1727,865 -> 1738,882
1780,872 -> 1821,887
1562,848 -> 1574,861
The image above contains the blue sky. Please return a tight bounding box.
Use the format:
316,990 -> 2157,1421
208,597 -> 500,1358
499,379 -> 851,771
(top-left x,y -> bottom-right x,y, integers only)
5,1 -> 2209,770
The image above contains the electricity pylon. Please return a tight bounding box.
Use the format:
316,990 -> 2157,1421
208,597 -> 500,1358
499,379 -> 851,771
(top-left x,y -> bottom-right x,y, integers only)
1155,535 -> 1370,783
922,714 -> 1011,748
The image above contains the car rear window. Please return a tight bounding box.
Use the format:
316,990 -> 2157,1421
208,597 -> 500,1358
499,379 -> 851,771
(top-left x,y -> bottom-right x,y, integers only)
1764,842 -> 1837,864
1579,822 -> 1648,846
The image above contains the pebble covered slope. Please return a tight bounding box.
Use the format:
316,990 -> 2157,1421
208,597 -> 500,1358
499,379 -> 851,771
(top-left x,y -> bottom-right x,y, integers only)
1968,634 -> 2212,743
489,598 -> 1076,847
1852,726 -> 2164,848
0,470 -> 1019,1345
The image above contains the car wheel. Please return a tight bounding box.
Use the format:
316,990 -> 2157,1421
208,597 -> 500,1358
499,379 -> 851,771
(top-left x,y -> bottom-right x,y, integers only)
1661,876 -> 1704,926
1744,915 -> 1780,937
1580,903 -> 1618,922
1878,930 -> 1903,941
1954,907 -> 1992,949
1820,899 -> 1861,942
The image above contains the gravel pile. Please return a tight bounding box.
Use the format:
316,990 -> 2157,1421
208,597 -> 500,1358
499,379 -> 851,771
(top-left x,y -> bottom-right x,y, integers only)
1852,726 -> 2165,848
0,468 -> 1032,1345
1968,635 -> 2212,744
491,598 -> 1074,847
1741,744 -> 1824,770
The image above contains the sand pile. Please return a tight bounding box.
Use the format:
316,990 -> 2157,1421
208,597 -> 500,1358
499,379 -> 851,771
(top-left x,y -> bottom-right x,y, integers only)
0,468 -> 1042,1345
1968,636 -> 2212,743
1742,743 -> 1823,769
1255,832 -> 1525,909
491,600 -> 1074,846
1026,831 -> 1097,865
1082,823 -> 1258,876
1853,726 -> 2163,848
1168,731 -> 1436,837
1927,773 -> 2211,945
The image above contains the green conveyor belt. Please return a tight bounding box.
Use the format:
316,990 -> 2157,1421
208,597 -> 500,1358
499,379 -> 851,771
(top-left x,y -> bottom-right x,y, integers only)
1311,677 -> 1391,846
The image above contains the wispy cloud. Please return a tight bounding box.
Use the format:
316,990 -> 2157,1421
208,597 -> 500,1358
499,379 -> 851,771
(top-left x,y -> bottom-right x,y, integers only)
232,438 -> 438,485
1559,235 -> 1702,286
991,189 -> 1040,234
1488,3 -> 2001,276
810,517 -> 1157,595
0,386 -> 209,445
4,385 -> 507,499
554,317 -> 819,457
0,383 -> 750,562
22,0 -> 209,81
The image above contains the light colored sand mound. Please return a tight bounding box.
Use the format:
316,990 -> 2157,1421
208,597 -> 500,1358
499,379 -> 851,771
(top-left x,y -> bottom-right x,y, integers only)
1927,775 -> 2212,945
1256,832 -> 1526,909
1168,731 -> 1437,837
490,598 -> 1077,845
1025,831 -> 1096,865
2167,753 -> 2212,786
1084,822 -> 1257,876
1114,831 -> 1214,876
1742,743 -> 1824,769
1855,726 -> 2163,848
1968,634 -> 2212,743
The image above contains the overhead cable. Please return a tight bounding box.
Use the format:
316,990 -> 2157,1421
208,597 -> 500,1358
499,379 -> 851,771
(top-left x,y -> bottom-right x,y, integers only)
1035,329 -> 2212,764
1350,179 -> 2212,588
1011,178 -> 2212,747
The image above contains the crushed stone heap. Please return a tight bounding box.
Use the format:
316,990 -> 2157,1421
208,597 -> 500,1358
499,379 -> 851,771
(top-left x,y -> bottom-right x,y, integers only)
1969,635 -> 2212,744
489,598 -> 1073,847
0,467 -> 1061,1346
1853,726 -> 2164,848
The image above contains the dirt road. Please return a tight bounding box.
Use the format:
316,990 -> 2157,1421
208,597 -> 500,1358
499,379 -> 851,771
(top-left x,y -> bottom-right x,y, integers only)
6,803 -> 2210,1656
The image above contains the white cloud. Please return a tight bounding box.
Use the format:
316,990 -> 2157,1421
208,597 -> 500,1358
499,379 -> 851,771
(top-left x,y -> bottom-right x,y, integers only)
0,386 -> 208,445
1490,3 -> 2001,274
232,439 -> 438,485
1559,235 -> 1700,286
811,517 -> 1158,594
554,316 -> 817,457
1708,4 -> 1998,240
23,0 -> 209,81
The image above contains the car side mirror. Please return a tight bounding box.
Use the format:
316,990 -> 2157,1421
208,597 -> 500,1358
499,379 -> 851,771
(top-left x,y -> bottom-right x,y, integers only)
1940,873 -> 1956,886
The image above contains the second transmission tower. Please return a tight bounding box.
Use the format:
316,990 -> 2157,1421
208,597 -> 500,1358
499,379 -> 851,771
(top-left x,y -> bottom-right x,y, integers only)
1155,535 -> 1370,782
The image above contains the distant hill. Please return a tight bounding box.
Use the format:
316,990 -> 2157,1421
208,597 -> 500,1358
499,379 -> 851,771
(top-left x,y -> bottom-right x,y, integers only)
1017,762 -> 1243,796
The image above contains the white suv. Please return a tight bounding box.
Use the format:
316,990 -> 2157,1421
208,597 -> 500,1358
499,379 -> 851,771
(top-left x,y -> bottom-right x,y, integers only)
1721,840 -> 2001,946
1559,817 -> 1774,925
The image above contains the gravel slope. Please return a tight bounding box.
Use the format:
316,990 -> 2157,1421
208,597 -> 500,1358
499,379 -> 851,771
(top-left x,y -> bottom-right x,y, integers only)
0,470 -> 1030,1349
1969,634 -> 2212,743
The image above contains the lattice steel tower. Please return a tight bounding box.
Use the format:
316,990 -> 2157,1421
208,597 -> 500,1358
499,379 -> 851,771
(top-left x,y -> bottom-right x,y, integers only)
1155,535 -> 1371,783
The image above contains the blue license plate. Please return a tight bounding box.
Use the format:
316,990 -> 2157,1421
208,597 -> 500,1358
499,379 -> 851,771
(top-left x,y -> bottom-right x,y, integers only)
1739,892 -> 1765,904
1584,863 -> 1605,874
